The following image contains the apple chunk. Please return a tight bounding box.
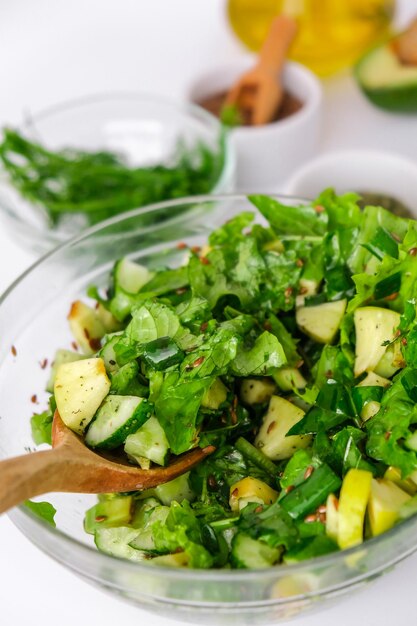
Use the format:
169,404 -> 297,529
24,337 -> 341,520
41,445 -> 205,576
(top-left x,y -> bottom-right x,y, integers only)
354,307 -> 400,377
296,299 -> 346,344
54,358 -> 110,434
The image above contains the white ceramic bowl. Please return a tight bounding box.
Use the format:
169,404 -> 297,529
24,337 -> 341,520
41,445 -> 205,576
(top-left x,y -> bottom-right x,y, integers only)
285,150 -> 417,216
186,60 -> 323,191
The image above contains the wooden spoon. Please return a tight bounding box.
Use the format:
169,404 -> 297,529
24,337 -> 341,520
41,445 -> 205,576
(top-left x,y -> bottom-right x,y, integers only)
0,411 -> 215,515
225,14 -> 298,126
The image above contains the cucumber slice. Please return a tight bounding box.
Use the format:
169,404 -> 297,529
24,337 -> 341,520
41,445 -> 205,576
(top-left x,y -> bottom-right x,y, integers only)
99,334 -> 122,374
84,496 -> 134,534
129,505 -> 170,551
94,527 -> 148,562
85,395 -> 153,449
46,349 -> 86,393
231,533 -> 280,569
154,473 -> 195,505
114,258 -> 152,294
125,416 -> 169,467
356,43 -> 417,112
273,367 -> 307,392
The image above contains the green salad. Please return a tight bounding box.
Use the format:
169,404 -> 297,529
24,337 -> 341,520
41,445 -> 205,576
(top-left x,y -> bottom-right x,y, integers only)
33,190 -> 417,569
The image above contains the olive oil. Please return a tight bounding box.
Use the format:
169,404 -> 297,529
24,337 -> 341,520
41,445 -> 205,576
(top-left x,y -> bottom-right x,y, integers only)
227,0 -> 395,76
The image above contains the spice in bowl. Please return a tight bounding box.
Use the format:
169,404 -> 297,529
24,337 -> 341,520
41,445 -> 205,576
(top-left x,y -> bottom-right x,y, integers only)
197,89 -> 303,126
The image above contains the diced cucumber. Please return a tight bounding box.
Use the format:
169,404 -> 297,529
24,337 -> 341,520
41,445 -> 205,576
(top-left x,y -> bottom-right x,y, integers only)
240,378 -> 276,405
360,400 -> 381,422
114,258 -> 152,294
68,300 -> 106,355
353,307 -> 400,377
94,527 -> 148,562
201,378 -> 228,410
85,395 -> 153,449
136,473 -> 195,506
255,396 -> 312,461
84,496 -> 134,534
374,340 -> 405,378
54,358 -> 110,434
131,497 -> 161,528
129,505 -> 170,551
141,337 -> 184,371
99,334 -> 122,374
125,416 -> 169,467
46,349 -> 86,393
154,473 -> 195,505
405,431 -> 417,452
110,361 -> 148,397
96,303 -> 123,333
296,299 -> 347,344
231,533 -> 280,569
273,367 -> 307,392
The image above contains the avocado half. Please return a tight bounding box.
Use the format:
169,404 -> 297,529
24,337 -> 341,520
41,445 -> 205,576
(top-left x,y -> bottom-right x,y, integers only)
355,42 -> 417,112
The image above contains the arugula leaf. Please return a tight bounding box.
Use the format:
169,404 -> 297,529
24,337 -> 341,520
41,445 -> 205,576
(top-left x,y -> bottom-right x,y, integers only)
231,331 -> 286,376
110,361 -> 149,396
262,249 -> 302,311
189,237 -> 266,310
114,299 -> 198,364
30,408 -> 53,445
208,212 -> 254,245
249,195 -> 327,237
349,204 -> 409,275
238,501 -> 300,550
24,500 -> 56,527
155,372 -> 213,454
314,189 -> 361,231
266,313 -> 301,367
152,501 -> 214,568
280,450 -> 321,490
366,371 -> 417,477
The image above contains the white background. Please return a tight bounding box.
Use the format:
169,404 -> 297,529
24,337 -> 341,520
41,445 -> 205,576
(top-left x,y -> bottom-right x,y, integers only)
1,1 -> 417,624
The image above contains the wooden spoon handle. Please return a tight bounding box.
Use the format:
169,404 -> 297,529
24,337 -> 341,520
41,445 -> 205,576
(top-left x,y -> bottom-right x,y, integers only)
257,15 -> 298,74
0,448 -> 68,514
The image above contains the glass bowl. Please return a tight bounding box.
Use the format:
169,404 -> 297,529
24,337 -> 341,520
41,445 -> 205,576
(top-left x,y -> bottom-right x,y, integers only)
1,195 -> 417,625
0,93 -> 235,255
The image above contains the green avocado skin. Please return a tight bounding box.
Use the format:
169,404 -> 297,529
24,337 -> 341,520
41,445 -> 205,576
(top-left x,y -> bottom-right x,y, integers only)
356,80 -> 417,113
355,49 -> 417,113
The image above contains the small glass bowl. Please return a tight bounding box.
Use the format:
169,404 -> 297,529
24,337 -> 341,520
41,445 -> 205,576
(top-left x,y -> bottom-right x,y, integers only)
1,195 -> 416,625
0,93 -> 235,254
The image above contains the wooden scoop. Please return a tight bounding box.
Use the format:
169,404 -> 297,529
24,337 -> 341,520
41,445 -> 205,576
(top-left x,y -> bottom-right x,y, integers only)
225,14 -> 298,126
0,411 -> 214,515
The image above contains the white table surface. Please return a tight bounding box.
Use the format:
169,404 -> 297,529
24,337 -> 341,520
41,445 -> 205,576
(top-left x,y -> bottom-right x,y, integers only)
2,1 -> 417,624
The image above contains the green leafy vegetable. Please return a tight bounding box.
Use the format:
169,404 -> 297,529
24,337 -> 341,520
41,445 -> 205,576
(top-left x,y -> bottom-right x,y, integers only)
24,500 -> 56,527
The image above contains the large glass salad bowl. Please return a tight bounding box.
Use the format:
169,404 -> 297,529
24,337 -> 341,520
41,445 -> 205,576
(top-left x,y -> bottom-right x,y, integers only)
1,195 -> 417,625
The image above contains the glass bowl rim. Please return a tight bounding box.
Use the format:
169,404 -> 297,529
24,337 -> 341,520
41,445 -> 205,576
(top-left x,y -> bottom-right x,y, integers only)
3,192 -> 417,583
